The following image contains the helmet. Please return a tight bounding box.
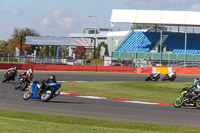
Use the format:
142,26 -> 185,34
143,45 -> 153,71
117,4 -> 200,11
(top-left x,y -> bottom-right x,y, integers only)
158,72 -> 160,74
50,75 -> 56,80
14,66 -> 18,70
194,78 -> 199,85
28,69 -> 33,73
173,70 -> 176,73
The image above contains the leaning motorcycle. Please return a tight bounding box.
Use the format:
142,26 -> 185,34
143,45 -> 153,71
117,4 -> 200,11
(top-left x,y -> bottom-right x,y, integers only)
15,76 -> 32,91
23,80 -> 61,102
2,70 -> 17,83
145,74 -> 160,81
162,74 -> 176,81
173,85 -> 200,108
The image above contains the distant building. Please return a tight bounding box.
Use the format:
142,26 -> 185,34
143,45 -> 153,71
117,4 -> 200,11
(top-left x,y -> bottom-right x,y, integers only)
69,27 -> 112,47
106,30 -> 130,56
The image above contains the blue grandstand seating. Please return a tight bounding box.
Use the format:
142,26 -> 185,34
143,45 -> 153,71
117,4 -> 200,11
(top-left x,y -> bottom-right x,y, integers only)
115,31 -> 200,54
115,31 -> 160,53
162,32 -> 200,54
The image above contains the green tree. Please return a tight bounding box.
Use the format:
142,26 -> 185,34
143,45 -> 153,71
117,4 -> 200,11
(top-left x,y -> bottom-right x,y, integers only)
59,46 -> 69,57
96,42 -> 109,59
0,40 -> 7,55
7,27 -> 40,55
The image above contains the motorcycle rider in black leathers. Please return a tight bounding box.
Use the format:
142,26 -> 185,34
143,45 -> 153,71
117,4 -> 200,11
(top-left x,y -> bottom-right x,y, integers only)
6,66 -> 18,80
191,78 -> 200,99
37,75 -> 57,92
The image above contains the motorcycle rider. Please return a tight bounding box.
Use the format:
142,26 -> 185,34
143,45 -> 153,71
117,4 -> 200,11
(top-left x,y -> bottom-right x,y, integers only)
6,66 -> 18,80
15,68 -> 33,90
46,75 -> 57,84
38,75 -> 57,90
20,68 -> 33,79
146,71 -> 160,81
37,75 -> 59,96
153,72 -> 160,77
192,78 -> 200,98
168,70 -> 176,79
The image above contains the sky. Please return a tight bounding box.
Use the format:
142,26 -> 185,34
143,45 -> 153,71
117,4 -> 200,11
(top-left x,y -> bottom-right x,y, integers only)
0,0 -> 200,41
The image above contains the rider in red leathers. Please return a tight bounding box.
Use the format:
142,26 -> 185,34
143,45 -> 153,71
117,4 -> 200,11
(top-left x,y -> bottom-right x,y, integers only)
20,68 -> 33,80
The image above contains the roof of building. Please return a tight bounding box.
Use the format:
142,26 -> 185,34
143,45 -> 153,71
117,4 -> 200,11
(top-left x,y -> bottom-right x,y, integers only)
110,9 -> 200,26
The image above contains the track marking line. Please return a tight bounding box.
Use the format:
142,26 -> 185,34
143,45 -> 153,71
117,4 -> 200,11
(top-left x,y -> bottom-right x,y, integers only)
58,91 -> 173,107
57,81 -> 174,106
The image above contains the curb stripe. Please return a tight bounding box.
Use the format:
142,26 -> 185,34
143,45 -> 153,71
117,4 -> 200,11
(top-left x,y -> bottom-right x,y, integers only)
58,91 -> 173,107
57,81 -> 173,107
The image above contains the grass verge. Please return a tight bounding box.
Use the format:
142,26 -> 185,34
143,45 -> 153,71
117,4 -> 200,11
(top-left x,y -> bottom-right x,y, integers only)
60,81 -> 192,104
0,109 -> 200,133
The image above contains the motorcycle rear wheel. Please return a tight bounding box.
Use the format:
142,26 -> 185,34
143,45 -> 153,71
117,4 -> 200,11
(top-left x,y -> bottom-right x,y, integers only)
23,91 -> 31,100
40,90 -> 53,102
174,95 -> 185,108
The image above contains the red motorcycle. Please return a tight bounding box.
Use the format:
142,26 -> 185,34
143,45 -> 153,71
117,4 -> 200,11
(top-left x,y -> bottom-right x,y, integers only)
2,70 -> 17,83
15,72 -> 33,91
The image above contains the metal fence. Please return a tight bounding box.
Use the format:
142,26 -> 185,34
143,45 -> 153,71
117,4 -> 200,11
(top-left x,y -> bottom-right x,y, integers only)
112,52 -> 200,67
1,54 -> 200,68
0,56 -> 107,66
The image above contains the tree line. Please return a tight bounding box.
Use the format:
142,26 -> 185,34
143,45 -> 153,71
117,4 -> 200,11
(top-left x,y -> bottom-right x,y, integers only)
0,27 -> 109,59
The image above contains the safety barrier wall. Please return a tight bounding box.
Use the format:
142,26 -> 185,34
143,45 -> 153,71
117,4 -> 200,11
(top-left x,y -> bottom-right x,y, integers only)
0,63 -> 134,73
1,63 -> 200,74
137,66 -> 200,74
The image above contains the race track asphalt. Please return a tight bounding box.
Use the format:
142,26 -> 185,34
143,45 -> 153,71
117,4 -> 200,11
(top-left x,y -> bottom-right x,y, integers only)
0,71 -> 200,127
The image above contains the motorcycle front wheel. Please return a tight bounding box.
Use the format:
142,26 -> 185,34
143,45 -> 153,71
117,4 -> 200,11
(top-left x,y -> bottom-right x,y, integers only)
174,95 -> 185,108
2,78 -> 7,83
23,91 -> 31,100
2,76 -> 9,83
40,90 -> 53,102
20,81 -> 28,91
195,98 -> 200,109
145,77 -> 150,81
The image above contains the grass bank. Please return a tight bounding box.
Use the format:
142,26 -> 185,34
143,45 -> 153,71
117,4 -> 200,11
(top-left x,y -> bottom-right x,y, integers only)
0,109 -> 199,133
60,81 -> 191,104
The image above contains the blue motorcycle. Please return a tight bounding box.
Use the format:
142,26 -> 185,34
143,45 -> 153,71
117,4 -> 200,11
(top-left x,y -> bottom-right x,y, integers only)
23,80 -> 61,102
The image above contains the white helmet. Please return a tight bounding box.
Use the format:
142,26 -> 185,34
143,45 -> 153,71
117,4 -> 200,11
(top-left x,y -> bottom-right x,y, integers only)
194,78 -> 199,85
28,69 -> 33,73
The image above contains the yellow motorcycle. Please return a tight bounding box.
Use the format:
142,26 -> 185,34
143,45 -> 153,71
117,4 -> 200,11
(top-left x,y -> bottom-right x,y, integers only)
174,85 -> 200,109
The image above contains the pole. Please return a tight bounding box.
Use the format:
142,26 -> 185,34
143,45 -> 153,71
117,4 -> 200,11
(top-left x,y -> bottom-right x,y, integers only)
134,31 -> 138,73
94,16 -> 97,58
160,30 -> 162,65
184,27 -> 187,67
20,36 -> 23,56
89,16 -> 97,58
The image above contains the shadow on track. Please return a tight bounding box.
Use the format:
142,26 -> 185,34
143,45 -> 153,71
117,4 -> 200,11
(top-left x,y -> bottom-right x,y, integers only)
49,101 -> 85,104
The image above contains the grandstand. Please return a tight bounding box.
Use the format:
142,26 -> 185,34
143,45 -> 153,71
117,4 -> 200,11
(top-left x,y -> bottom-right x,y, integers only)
115,31 -> 160,53
114,31 -> 200,55
110,9 -> 200,67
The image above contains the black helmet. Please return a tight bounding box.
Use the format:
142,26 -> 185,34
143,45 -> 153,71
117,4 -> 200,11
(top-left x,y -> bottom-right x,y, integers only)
14,66 -> 18,70
50,75 -> 56,80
